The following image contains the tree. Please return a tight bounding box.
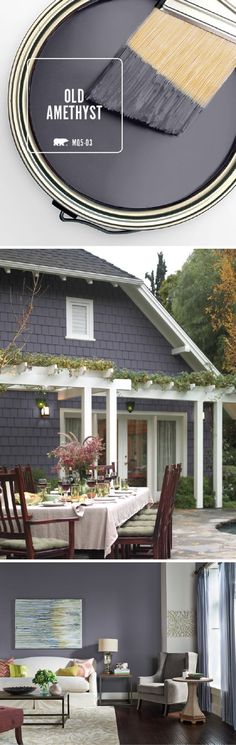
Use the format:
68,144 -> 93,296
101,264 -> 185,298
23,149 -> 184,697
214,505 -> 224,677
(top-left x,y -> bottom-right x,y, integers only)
207,250 -> 236,372
0,274 -> 41,368
158,271 -> 180,314
145,251 -> 167,300
171,249 -> 224,369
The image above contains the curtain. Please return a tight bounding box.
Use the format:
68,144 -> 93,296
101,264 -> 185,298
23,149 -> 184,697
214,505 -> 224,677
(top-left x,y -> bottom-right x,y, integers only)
220,563 -> 236,730
157,420 -> 176,490
65,416 -> 81,440
196,569 -> 211,711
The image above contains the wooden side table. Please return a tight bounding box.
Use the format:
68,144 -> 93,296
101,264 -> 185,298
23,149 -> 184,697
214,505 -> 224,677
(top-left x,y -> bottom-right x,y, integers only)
173,677 -> 213,724
98,673 -> 133,705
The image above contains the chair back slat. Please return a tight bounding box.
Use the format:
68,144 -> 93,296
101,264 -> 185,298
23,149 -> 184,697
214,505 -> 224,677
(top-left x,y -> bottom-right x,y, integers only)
16,464 -> 36,493
154,463 -> 181,546
0,469 -> 29,538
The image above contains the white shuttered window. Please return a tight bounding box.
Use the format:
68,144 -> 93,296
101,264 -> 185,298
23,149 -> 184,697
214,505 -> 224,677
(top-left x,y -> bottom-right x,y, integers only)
66,297 -> 94,340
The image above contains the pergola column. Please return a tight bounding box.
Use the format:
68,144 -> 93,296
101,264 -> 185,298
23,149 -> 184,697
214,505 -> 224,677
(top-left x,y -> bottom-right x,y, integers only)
106,388 -> 117,467
213,400 -> 223,508
194,400 -> 204,508
81,387 -> 92,440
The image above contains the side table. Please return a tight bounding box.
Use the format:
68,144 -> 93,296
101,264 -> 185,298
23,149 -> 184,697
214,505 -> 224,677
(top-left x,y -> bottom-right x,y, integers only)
173,677 -> 213,724
98,673 -> 133,705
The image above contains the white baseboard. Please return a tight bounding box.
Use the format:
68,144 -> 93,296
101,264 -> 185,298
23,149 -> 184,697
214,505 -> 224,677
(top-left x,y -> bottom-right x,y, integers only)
101,692 -> 137,701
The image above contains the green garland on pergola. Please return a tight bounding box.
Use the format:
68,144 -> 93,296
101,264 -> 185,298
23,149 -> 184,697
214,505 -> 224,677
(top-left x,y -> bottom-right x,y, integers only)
0,350 -> 236,393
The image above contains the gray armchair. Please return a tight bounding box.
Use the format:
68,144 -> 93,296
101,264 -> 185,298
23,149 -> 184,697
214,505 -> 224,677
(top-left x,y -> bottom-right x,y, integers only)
137,652 -> 198,716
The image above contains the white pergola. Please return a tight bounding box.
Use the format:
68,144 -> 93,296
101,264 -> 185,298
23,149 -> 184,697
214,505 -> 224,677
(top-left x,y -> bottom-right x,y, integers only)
1,363 -> 236,509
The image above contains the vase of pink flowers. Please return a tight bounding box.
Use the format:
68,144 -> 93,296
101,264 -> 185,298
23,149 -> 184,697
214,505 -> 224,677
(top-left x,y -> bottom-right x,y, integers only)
49,434 -> 103,492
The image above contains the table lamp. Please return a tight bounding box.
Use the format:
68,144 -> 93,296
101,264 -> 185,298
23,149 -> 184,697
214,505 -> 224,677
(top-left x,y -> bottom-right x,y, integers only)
98,638 -> 118,673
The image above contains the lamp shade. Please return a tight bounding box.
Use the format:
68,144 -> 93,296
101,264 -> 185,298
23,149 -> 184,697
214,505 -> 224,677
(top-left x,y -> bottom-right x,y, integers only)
98,638 -> 118,653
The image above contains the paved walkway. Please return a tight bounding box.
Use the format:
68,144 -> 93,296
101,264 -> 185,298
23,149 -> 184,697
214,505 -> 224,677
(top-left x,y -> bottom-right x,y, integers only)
172,509 -> 236,560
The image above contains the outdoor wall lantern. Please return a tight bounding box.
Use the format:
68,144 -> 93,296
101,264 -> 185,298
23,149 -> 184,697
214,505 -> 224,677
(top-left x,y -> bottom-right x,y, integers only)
36,396 -> 50,418
126,401 -> 135,414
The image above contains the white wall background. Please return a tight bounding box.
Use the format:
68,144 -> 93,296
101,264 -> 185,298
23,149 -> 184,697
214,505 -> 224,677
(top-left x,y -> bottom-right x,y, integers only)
1,0 -> 235,247
161,563 -> 197,653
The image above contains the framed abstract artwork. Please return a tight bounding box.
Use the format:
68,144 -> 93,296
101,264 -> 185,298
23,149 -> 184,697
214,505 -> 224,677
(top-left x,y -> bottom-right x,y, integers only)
15,599 -> 82,648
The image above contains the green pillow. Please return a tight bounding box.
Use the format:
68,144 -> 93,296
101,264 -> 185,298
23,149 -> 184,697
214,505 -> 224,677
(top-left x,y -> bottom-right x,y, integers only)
9,664 -> 28,678
56,665 -> 79,677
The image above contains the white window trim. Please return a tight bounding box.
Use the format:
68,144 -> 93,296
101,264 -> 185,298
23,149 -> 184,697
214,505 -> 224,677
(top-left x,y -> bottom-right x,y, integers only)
66,297 -> 95,341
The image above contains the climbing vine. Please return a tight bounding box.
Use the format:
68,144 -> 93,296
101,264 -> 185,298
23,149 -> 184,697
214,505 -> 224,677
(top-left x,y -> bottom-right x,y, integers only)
0,350 -> 236,393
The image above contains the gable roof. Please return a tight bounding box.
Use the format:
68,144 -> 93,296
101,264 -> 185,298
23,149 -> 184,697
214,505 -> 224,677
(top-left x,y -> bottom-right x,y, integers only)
0,248 -> 219,375
0,249 -> 140,285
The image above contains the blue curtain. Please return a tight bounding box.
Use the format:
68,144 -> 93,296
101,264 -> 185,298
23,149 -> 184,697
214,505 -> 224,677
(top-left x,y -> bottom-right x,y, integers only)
196,569 -> 211,711
220,563 -> 236,730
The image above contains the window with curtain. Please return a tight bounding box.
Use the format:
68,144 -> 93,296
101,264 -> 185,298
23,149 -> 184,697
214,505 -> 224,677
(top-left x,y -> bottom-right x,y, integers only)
157,420 -> 176,490
64,415 -> 82,440
208,565 -> 221,688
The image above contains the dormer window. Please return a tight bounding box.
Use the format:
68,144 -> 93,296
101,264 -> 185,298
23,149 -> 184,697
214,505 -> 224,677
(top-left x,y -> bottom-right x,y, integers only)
66,297 -> 94,340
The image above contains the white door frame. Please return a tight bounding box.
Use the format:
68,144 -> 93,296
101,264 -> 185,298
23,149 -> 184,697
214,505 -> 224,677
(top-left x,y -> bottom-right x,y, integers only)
60,408 -> 188,497
117,411 -> 187,498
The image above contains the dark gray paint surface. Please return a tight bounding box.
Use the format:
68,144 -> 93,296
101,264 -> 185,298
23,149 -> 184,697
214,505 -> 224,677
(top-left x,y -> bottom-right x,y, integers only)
0,563 -> 161,686
29,0 -> 236,210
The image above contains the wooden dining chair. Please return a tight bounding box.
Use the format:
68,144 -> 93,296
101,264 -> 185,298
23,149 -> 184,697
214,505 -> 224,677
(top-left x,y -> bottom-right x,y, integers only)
132,463 -> 182,557
110,465 -> 181,560
87,462 -> 117,485
0,467 -> 79,560
16,464 -> 36,493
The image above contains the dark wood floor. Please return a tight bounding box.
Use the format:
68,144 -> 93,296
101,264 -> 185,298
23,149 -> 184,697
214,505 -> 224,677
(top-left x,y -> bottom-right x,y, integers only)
114,703 -> 236,745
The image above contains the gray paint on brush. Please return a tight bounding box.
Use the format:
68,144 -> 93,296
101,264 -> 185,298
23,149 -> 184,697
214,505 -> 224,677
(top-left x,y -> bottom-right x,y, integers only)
88,45 -> 203,134
0,563 -> 161,687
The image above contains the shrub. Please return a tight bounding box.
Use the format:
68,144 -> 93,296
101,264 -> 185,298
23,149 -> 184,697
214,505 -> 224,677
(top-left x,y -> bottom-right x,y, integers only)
223,440 -> 236,466
223,466 -> 236,502
175,476 -> 215,509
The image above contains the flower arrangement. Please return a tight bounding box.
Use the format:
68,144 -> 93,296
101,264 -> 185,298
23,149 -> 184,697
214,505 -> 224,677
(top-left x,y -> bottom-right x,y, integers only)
49,433 -> 104,480
32,669 -> 57,693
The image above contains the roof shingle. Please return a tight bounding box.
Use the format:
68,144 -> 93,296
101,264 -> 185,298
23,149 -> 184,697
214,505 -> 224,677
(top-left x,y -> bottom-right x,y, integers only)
0,249 -> 138,281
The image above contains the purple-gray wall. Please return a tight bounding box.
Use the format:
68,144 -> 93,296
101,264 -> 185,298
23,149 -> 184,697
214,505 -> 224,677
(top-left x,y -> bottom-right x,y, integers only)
0,270 -> 191,374
0,391 -> 212,477
0,563 -> 161,687
0,269 -> 212,477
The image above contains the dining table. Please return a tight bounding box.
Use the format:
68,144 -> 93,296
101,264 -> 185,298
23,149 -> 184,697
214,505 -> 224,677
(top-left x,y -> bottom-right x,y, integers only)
28,487 -> 152,558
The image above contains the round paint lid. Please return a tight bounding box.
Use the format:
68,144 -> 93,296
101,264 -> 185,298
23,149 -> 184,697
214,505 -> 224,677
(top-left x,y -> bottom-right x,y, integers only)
9,0 -> 236,231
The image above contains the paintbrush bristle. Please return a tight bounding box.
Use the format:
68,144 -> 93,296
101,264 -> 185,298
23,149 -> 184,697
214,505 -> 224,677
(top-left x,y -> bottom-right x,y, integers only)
88,8 -> 236,134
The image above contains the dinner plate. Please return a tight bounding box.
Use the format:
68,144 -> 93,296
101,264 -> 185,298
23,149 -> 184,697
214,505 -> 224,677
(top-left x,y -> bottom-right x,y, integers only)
42,501 -> 64,507
9,0 -> 236,232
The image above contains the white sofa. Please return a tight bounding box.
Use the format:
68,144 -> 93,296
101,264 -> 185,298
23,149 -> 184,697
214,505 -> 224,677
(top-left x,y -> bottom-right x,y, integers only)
0,656 -> 97,708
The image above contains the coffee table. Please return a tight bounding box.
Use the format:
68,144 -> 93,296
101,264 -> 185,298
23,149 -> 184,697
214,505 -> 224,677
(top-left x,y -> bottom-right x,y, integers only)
173,677 -> 213,724
0,691 -> 70,728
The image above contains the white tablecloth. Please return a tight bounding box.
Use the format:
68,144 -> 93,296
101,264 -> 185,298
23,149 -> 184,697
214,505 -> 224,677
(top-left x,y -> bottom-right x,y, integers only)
29,488 -> 152,557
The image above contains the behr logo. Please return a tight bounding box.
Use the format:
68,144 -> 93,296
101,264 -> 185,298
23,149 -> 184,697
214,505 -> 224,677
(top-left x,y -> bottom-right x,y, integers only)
53,138 -> 69,146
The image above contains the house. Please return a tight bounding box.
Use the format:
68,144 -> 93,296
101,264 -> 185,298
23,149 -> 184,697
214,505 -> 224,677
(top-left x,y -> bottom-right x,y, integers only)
0,248 -> 235,506
0,561 -> 236,742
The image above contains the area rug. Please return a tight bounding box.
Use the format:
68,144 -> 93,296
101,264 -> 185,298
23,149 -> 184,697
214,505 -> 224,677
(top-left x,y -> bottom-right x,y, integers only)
1,705 -> 120,745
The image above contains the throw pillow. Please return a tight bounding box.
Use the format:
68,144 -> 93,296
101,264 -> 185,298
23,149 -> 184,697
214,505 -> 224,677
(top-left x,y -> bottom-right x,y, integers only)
72,658 -> 94,678
162,654 -> 186,681
56,665 -> 80,677
0,658 -> 14,677
8,664 -> 28,678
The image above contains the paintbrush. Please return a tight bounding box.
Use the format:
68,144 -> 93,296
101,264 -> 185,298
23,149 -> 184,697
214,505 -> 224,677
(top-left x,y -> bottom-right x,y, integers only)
87,0 -> 236,134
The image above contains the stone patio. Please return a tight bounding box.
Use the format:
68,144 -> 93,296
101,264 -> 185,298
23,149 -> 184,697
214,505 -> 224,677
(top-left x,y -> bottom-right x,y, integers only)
172,509 -> 236,560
